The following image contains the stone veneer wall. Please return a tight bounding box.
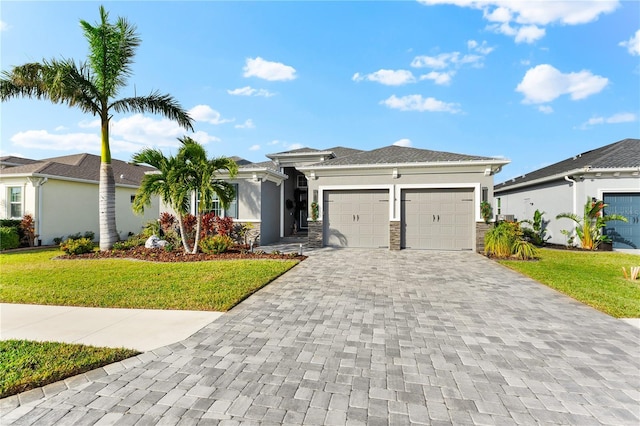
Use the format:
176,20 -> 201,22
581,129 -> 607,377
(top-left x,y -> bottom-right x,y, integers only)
307,221 -> 323,248
235,221 -> 261,246
390,221 -> 401,250
476,222 -> 491,253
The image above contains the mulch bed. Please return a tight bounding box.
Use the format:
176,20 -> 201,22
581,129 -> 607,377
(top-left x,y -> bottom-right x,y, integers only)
58,246 -> 307,262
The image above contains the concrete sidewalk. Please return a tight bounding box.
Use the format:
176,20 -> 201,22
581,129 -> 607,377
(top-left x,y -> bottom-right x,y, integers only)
0,303 -> 223,352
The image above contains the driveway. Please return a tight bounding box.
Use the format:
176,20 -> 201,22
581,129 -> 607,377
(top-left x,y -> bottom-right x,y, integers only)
2,249 -> 639,425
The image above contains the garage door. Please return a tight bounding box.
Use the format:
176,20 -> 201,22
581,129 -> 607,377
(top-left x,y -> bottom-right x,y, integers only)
324,190 -> 389,248
401,188 -> 474,250
603,193 -> 640,249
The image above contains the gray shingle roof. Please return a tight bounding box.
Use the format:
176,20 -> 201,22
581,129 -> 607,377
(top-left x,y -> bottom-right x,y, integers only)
268,147 -> 318,156
0,153 -> 155,186
239,159 -> 279,171
495,138 -> 640,190
323,146 -> 364,159
310,145 -> 499,167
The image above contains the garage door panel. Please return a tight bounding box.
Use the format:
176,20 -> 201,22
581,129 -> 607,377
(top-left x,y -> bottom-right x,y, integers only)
402,188 -> 474,250
603,193 -> 640,249
324,190 -> 389,248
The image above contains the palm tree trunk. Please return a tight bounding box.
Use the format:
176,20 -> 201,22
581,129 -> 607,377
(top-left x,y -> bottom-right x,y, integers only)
99,162 -> 119,250
177,215 -> 192,253
192,213 -> 202,254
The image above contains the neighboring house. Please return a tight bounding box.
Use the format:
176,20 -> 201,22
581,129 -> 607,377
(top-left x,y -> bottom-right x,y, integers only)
199,145 -> 508,250
0,154 -> 159,245
494,138 -> 640,249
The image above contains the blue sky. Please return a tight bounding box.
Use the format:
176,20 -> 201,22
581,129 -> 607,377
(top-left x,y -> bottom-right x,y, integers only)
1,0 -> 638,183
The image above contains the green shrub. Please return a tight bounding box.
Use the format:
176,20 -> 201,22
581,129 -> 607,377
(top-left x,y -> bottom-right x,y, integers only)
112,235 -> 146,250
485,221 -> 538,260
199,234 -> 233,254
511,239 -> 538,260
0,220 -> 24,243
60,238 -> 95,255
0,227 -> 20,250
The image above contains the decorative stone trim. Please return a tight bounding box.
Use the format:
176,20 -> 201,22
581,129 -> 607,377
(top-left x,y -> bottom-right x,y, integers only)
476,222 -> 491,253
308,221 -> 323,248
390,221 -> 401,250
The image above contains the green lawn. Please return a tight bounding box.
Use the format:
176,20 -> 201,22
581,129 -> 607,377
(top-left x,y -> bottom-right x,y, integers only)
499,248 -> 640,318
0,248 -> 299,311
0,340 -> 139,398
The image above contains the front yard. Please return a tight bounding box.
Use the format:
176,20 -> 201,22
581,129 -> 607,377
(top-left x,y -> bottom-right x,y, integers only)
0,248 -> 299,311
499,248 -> 640,318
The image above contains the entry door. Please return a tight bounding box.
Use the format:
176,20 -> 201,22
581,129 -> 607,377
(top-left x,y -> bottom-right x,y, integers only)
401,188 -> 474,250
324,190 -> 389,248
603,193 -> 640,249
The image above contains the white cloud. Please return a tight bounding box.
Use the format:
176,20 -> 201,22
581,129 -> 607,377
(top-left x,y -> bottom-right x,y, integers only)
418,0 -> 619,43
11,130 -> 101,153
188,105 -> 233,125
381,94 -> 462,113
249,144 -> 261,151
516,64 -> 608,104
620,30 -> 640,56
578,112 -> 637,129
393,138 -> 412,147
78,120 -> 99,128
287,143 -> 304,150
352,69 -> 416,86
235,119 -> 255,129
54,125 -> 68,131
538,105 -> 553,114
227,86 -> 275,97
243,57 -> 297,81
410,40 -> 492,85
0,20 -> 8,32
419,71 -> 455,85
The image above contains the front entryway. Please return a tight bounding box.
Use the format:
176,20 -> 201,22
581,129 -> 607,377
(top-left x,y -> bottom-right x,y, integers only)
604,192 -> 640,249
401,188 -> 474,250
323,190 -> 389,248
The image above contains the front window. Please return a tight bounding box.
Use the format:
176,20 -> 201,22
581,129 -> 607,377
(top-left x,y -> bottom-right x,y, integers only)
496,197 -> 501,215
196,184 -> 238,218
9,187 -> 22,218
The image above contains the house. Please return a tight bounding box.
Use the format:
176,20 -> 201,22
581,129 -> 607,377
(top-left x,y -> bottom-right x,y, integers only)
0,153 -> 159,245
494,138 -> 640,249
204,145 -> 509,250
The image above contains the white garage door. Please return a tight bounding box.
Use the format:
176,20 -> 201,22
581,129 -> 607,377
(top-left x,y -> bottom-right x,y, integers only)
401,188 -> 474,250
324,190 -> 389,248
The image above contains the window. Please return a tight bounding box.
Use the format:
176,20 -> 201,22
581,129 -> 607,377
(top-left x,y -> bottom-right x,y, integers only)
297,175 -> 307,188
196,184 -> 238,218
481,187 -> 488,202
9,187 -> 22,218
496,197 -> 501,215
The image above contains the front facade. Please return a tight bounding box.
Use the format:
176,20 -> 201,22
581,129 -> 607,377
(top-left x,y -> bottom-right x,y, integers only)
0,154 -> 159,245
216,145 -> 508,251
494,138 -> 640,249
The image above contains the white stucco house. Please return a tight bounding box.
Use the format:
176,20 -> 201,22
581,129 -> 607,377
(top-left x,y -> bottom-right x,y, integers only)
0,153 -> 159,245
200,145 -> 509,251
494,138 -> 640,249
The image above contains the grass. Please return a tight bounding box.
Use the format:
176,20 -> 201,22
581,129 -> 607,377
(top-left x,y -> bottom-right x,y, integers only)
0,340 -> 139,398
0,248 -> 300,311
499,248 -> 640,318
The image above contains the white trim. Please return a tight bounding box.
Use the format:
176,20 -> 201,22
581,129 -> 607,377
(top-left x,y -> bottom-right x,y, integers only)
279,168 -> 285,238
234,219 -> 261,223
395,183 -> 481,222
318,184 -> 394,222
0,173 -> 141,189
496,167 -> 640,193
598,188 -> 640,200
299,159 -> 509,172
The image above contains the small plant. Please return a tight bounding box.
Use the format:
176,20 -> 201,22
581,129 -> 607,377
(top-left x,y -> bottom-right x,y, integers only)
159,212 -> 176,233
19,214 -> 37,247
83,231 -> 95,241
60,238 -> 95,255
511,239 -> 539,260
560,229 -> 575,247
142,220 -> 161,237
622,267 -> 640,281
236,222 -> 255,245
480,201 -> 493,224
199,234 -> 233,254
310,202 -> 319,221
521,209 -> 549,247
484,221 -> 537,260
53,236 -> 65,245
270,250 -> 282,255
557,197 -> 627,250
112,235 -> 147,250
0,227 -> 20,250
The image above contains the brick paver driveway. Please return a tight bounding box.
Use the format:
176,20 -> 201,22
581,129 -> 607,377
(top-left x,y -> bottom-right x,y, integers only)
2,249 -> 639,425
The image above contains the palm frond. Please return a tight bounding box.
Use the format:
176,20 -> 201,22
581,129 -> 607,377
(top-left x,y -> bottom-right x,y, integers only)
110,92 -> 194,130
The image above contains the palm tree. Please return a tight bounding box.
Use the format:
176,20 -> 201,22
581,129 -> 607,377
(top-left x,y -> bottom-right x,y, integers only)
177,137 -> 238,253
131,148 -> 193,253
132,137 -> 238,254
0,6 -> 193,250
556,197 -> 627,250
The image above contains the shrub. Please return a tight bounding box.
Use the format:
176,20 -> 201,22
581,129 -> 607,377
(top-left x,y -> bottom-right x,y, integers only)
112,235 -> 146,250
511,239 -> 539,260
484,221 -> 537,260
60,238 -> 95,255
480,201 -> 493,224
199,234 -> 233,254
159,212 -> 176,232
83,231 -> 95,241
19,214 -> 37,247
142,220 -> 160,237
0,227 -> 20,250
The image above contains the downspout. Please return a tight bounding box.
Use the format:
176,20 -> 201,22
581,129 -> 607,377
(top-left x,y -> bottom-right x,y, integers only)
28,177 -> 48,245
279,167 -> 285,238
564,175 -> 576,215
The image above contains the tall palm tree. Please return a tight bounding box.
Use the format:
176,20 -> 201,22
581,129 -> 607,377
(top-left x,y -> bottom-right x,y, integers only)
0,6 -> 193,250
177,137 -> 238,254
